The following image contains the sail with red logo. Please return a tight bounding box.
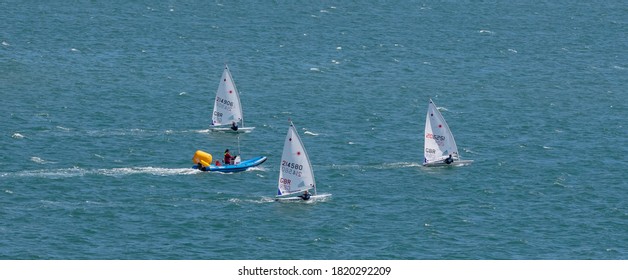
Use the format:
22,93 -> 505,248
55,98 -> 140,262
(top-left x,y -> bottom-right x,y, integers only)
423,98 -> 473,167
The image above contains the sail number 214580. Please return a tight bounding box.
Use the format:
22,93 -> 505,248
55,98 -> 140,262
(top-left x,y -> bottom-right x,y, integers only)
281,161 -> 303,177
281,160 -> 303,170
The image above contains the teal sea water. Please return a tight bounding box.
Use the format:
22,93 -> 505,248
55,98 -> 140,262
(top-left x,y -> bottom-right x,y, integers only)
1,1 -> 626,259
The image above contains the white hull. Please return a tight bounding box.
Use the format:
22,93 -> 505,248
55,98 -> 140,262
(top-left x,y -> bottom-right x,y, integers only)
275,193 -> 332,202
423,159 -> 474,167
208,126 -> 255,133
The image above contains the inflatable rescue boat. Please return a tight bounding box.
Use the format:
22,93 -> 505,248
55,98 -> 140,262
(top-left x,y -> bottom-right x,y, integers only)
192,150 -> 266,173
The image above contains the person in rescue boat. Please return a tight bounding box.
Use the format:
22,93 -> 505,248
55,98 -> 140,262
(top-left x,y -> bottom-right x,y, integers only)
195,162 -> 207,171
224,149 -> 236,165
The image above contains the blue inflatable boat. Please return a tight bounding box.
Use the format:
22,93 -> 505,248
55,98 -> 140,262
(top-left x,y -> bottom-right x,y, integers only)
193,156 -> 267,173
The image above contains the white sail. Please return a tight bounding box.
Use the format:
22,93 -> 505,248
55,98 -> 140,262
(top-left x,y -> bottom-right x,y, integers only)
211,65 -> 244,127
424,99 -> 460,165
277,121 -> 316,197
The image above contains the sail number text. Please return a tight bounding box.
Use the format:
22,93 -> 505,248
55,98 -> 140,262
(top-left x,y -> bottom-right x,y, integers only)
281,161 -> 303,177
281,160 -> 303,170
216,96 -> 234,107
425,133 -> 445,141
426,133 -> 446,146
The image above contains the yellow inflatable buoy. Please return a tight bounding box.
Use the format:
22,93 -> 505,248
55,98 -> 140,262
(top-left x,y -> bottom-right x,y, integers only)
192,150 -> 213,167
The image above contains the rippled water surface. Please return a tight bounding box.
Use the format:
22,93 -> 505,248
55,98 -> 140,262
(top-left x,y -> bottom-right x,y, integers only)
1,1 -> 626,259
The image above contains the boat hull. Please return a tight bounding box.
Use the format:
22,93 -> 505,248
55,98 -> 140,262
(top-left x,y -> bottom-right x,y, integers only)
423,159 -> 474,167
275,193 -> 332,202
194,156 -> 267,173
208,126 -> 255,133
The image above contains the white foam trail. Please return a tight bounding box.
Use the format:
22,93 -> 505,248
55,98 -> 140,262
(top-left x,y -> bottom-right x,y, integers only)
12,133 -> 25,139
376,162 -> 422,169
259,197 -> 276,203
11,167 -> 87,178
4,166 -> 200,178
97,167 -> 200,177
230,197 -> 276,204
86,129 -> 147,137
327,162 -> 420,170
304,131 -> 319,136
246,166 -> 266,172
30,157 -> 46,164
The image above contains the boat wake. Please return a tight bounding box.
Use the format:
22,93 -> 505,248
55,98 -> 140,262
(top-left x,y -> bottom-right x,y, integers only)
229,197 -> 277,204
12,133 -> 25,139
1,167 -> 200,178
96,167 -> 200,177
246,166 -> 267,172
375,162 -> 422,169
30,157 -> 50,164
326,162 -> 421,170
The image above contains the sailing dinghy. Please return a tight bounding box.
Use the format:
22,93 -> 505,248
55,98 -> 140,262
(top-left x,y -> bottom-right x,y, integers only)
209,65 -> 255,133
275,121 -> 330,202
423,98 -> 473,167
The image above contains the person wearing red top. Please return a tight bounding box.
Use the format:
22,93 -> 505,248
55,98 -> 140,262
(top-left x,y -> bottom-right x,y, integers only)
224,149 -> 236,165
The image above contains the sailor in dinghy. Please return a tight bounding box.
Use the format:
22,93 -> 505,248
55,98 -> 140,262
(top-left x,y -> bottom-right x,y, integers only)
422,98 -> 473,167
208,65 -> 255,133
275,120 -> 331,202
